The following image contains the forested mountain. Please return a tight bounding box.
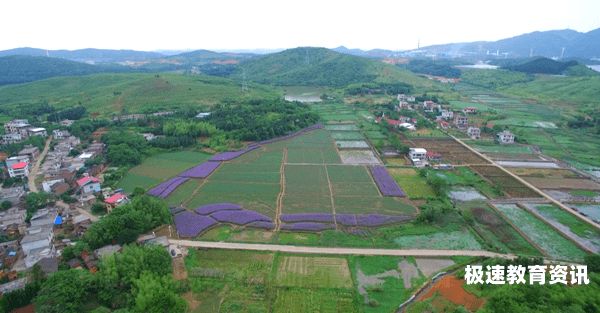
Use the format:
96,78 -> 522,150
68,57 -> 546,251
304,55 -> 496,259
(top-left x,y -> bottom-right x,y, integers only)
0,55 -> 132,85
418,28 -> 600,59
503,57 -> 591,75
0,47 -> 164,63
238,47 -> 420,87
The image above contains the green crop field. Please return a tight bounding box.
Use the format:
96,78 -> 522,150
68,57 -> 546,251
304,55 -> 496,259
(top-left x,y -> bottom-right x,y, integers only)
494,204 -> 587,261
283,164 -> 333,213
331,131 -> 365,140
286,130 -> 341,164
389,168 -> 435,199
460,202 -> 541,256
118,151 -> 210,193
393,229 -> 483,250
275,256 -> 353,288
529,204 -> 600,252
0,73 -> 280,117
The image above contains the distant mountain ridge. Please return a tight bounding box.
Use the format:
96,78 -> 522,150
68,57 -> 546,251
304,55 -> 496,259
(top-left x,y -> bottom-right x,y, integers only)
416,28 -> 600,59
0,47 -> 164,63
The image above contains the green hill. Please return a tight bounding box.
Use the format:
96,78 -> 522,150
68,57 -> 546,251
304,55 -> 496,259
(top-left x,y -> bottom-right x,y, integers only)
0,55 -> 130,85
238,47 -> 433,88
504,57 -> 595,75
0,73 -> 280,117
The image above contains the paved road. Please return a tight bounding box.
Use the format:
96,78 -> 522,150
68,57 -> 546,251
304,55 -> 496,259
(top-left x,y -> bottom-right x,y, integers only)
28,136 -> 52,192
450,135 -> 600,231
169,239 -> 517,259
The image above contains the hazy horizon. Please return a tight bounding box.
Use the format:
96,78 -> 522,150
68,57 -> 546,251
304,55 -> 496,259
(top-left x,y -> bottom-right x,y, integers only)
2,0 -> 599,52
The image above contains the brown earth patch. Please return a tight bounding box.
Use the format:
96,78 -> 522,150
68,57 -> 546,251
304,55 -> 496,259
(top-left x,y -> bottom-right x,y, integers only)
418,275 -> 485,312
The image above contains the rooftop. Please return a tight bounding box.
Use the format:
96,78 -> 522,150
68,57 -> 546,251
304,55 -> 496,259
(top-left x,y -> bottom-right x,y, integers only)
11,162 -> 28,170
105,193 -> 126,205
29,127 -> 46,132
76,176 -> 100,187
410,148 -> 427,153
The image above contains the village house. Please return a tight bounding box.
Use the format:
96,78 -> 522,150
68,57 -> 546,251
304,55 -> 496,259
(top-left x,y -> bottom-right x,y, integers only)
409,148 -> 428,160
396,101 -> 411,110
454,114 -> 468,129
59,119 -> 74,127
7,161 -> 29,178
18,146 -> 39,161
52,129 -> 70,139
463,107 -> 477,114
21,224 -> 55,268
439,110 -> 454,120
467,127 -> 481,139
426,151 -> 443,162
151,111 -> 174,117
422,100 -> 438,113
397,94 -> 416,102
497,130 -> 515,144
0,208 -> 26,236
142,133 -> 157,141
27,127 -> 47,137
105,192 -> 129,211
0,187 -> 25,206
42,178 -> 65,193
437,120 -> 450,129
76,176 -> 101,194
4,120 -> 31,137
1,133 -> 22,145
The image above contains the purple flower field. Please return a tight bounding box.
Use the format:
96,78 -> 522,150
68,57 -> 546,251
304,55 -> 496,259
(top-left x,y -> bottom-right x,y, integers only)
148,176 -> 189,198
210,209 -> 272,225
280,213 -> 334,223
281,222 -> 334,232
335,214 -> 357,226
179,161 -> 221,178
195,203 -> 243,215
174,211 -> 217,237
369,166 -> 406,197
209,146 -> 260,161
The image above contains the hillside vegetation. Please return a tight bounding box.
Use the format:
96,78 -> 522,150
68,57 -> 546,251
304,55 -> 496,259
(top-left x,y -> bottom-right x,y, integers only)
239,47 -> 434,89
0,73 -> 280,117
504,57 -> 598,76
0,55 -> 130,85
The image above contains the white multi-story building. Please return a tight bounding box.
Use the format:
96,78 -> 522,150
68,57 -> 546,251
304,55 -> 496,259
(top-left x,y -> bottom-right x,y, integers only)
4,120 -> 30,137
409,148 -> 428,160
497,130 -> 515,144
28,127 -> 47,137
467,127 -> 481,139
7,161 -> 29,178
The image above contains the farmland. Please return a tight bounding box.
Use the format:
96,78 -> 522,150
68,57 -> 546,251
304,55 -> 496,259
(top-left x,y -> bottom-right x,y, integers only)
460,202 -> 541,256
523,203 -> 600,253
470,165 -> 540,198
163,128 -> 418,231
403,138 -> 489,165
493,204 -> 587,261
118,151 -> 211,193
388,168 -> 435,199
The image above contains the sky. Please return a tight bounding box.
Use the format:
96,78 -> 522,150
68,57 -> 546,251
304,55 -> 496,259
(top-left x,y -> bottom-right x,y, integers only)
1,0 -> 599,51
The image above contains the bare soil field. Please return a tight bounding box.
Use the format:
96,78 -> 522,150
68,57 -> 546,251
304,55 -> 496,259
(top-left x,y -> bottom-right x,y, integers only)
524,177 -> 600,190
470,165 -> 540,198
417,275 -> 485,312
509,168 -> 582,178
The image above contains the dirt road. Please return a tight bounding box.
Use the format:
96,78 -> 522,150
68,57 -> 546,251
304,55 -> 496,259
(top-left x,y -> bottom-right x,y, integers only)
169,239 -> 517,259
28,136 -> 52,192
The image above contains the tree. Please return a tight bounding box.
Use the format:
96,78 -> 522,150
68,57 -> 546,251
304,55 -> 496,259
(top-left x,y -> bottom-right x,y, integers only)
1,200 -> 12,210
34,270 -> 95,313
25,192 -> 52,221
108,143 -> 142,166
131,273 -> 186,313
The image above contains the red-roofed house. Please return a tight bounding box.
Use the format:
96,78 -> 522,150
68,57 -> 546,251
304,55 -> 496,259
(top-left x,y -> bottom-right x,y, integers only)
76,176 -> 101,194
8,161 -> 29,178
426,151 -> 442,162
104,193 -> 128,211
